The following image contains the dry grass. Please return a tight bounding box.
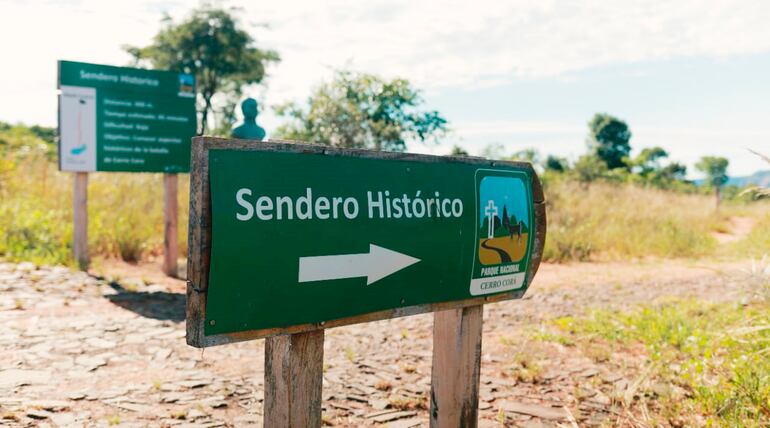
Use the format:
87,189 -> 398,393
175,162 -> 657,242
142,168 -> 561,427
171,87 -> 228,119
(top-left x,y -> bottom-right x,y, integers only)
0,155 -> 188,266
730,213 -> 770,260
543,180 -> 770,262
547,299 -> 770,427
1,141 -> 767,266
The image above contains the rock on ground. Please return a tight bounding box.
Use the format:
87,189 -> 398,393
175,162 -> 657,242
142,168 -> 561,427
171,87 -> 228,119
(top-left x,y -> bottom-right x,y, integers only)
0,260 -> 750,426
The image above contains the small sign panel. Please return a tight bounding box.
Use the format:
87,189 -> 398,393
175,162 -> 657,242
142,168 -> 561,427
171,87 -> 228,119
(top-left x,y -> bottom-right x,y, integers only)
197,142 -> 540,341
57,60 -> 196,173
470,170 -> 532,295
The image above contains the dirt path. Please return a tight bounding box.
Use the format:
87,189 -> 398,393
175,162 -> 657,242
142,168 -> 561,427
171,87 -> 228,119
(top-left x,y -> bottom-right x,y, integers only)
481,239 -> 512,263
0,258 -> 755,427
712,216 -> 755,244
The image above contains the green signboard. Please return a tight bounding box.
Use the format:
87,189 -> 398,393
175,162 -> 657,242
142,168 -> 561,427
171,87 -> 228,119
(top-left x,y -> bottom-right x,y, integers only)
188,139 -> 545,346
57,60 -> 196,173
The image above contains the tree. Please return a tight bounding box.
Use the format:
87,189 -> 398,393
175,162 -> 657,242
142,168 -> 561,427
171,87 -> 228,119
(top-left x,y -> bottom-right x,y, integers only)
633,146 -> 668,176
588,113 -> 632,170
544,155 -> 568,173
124,6 -> 280,135
501,205 -> 510,232
28,124 -> 56,146
449,145 -> 469,156
510,148 -> 540,164
0,123 -> 56,160
274,71 -> 447,151
572,154 -> 609,183
696,156 -> 729,207
660,162 -> 687,181
479,143 -> 506,160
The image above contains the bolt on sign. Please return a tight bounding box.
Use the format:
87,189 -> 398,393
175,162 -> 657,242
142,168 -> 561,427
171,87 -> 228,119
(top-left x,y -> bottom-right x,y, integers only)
187,138 -> 546,347
57,60 -> 196,173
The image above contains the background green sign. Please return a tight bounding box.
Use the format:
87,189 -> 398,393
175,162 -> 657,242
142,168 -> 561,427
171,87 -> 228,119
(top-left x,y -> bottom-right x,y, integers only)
205,149 -> 535,335
57,60 -> 196,173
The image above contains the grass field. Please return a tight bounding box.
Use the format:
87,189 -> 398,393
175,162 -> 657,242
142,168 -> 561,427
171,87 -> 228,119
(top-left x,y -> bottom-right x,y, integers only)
538,297 -> 770,427
0,131 -> 768,266
543,180 -> 770,262
0,154 -> 189,266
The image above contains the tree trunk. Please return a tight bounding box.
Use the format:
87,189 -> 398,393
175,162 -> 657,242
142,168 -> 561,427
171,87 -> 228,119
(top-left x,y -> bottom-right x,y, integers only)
715,186 -> 721,210
199,95 -> 214,136
199,108 -> 208,135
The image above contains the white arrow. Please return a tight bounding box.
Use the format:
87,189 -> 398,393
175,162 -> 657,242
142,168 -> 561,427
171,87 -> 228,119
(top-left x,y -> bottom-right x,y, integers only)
298,244 -> 420,285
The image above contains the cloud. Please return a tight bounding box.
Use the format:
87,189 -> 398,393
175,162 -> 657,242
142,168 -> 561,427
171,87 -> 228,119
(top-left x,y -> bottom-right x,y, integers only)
245,0 -> 770,100
2,0 -> 770,126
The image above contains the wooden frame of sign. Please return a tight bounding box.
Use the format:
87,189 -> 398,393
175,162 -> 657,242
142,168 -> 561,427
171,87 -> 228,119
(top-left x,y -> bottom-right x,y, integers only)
58,60 -> 190,277
186,136 -> 546,427
69,171 -> 179,276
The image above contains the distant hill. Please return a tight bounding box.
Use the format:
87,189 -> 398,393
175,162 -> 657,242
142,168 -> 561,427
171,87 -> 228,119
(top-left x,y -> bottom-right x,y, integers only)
727,170 -> 770,187
694,170 -> 770,187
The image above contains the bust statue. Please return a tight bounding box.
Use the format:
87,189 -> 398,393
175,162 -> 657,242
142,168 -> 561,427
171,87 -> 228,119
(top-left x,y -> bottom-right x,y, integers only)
231,98 -> 266,141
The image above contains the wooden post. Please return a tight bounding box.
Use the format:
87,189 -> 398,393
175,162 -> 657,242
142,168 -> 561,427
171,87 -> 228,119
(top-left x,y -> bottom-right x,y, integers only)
73,172 -> 89,270
264,330 -> 325,427
163,173 -> 179,277
430,305 -> 483,428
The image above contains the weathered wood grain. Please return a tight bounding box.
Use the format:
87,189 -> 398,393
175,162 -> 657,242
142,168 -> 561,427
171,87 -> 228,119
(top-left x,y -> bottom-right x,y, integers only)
264,330 -> 325,428
430,305 -> 483,428
186,136 -> 210,346
163,173 -> 178,277
73,172 -> 89,270
186,136 -> 547,348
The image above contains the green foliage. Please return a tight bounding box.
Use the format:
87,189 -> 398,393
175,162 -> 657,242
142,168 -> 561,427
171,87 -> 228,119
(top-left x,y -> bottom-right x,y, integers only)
0,122 -> 56,160
587,113 -> 632,170
536,113 -> 759,205
570,154 -> 609,183
659,162 -> 688,181
732,214 -> 770,259
480,145 -> 541,166
0,122 -> 766,267
634,146 -> 668,170
274,70 -> 447,151
553,300 -> 770,427
539,113 -> 707,194
478,208 -> 527,239
696,156 -> 730,188
493,224 -> 511,238
125,6 -> 280,135
479,216 -> 499,237
544,155 -> 567,173
697,156 -> 730,206
27,124 -> 57,145
479,143 -> 506,160
623,147 -> 693,189
510,148 -> 540,164
449,145 -> 469,156
88,174 -> 167,262
0,201 -> 72,266
0,151 -> 72,265
0,126 -> 190,265
632,146 -> 668,177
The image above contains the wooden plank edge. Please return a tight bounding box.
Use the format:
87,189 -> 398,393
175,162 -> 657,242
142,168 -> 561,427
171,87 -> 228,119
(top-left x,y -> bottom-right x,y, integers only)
200,136 -> 543,202
195,289 -> 525,348
186,136 -> 210,347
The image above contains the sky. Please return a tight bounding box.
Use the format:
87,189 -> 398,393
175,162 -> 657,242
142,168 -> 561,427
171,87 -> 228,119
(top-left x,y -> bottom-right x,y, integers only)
478,176 -> 529,229
2,0 -> 769,178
